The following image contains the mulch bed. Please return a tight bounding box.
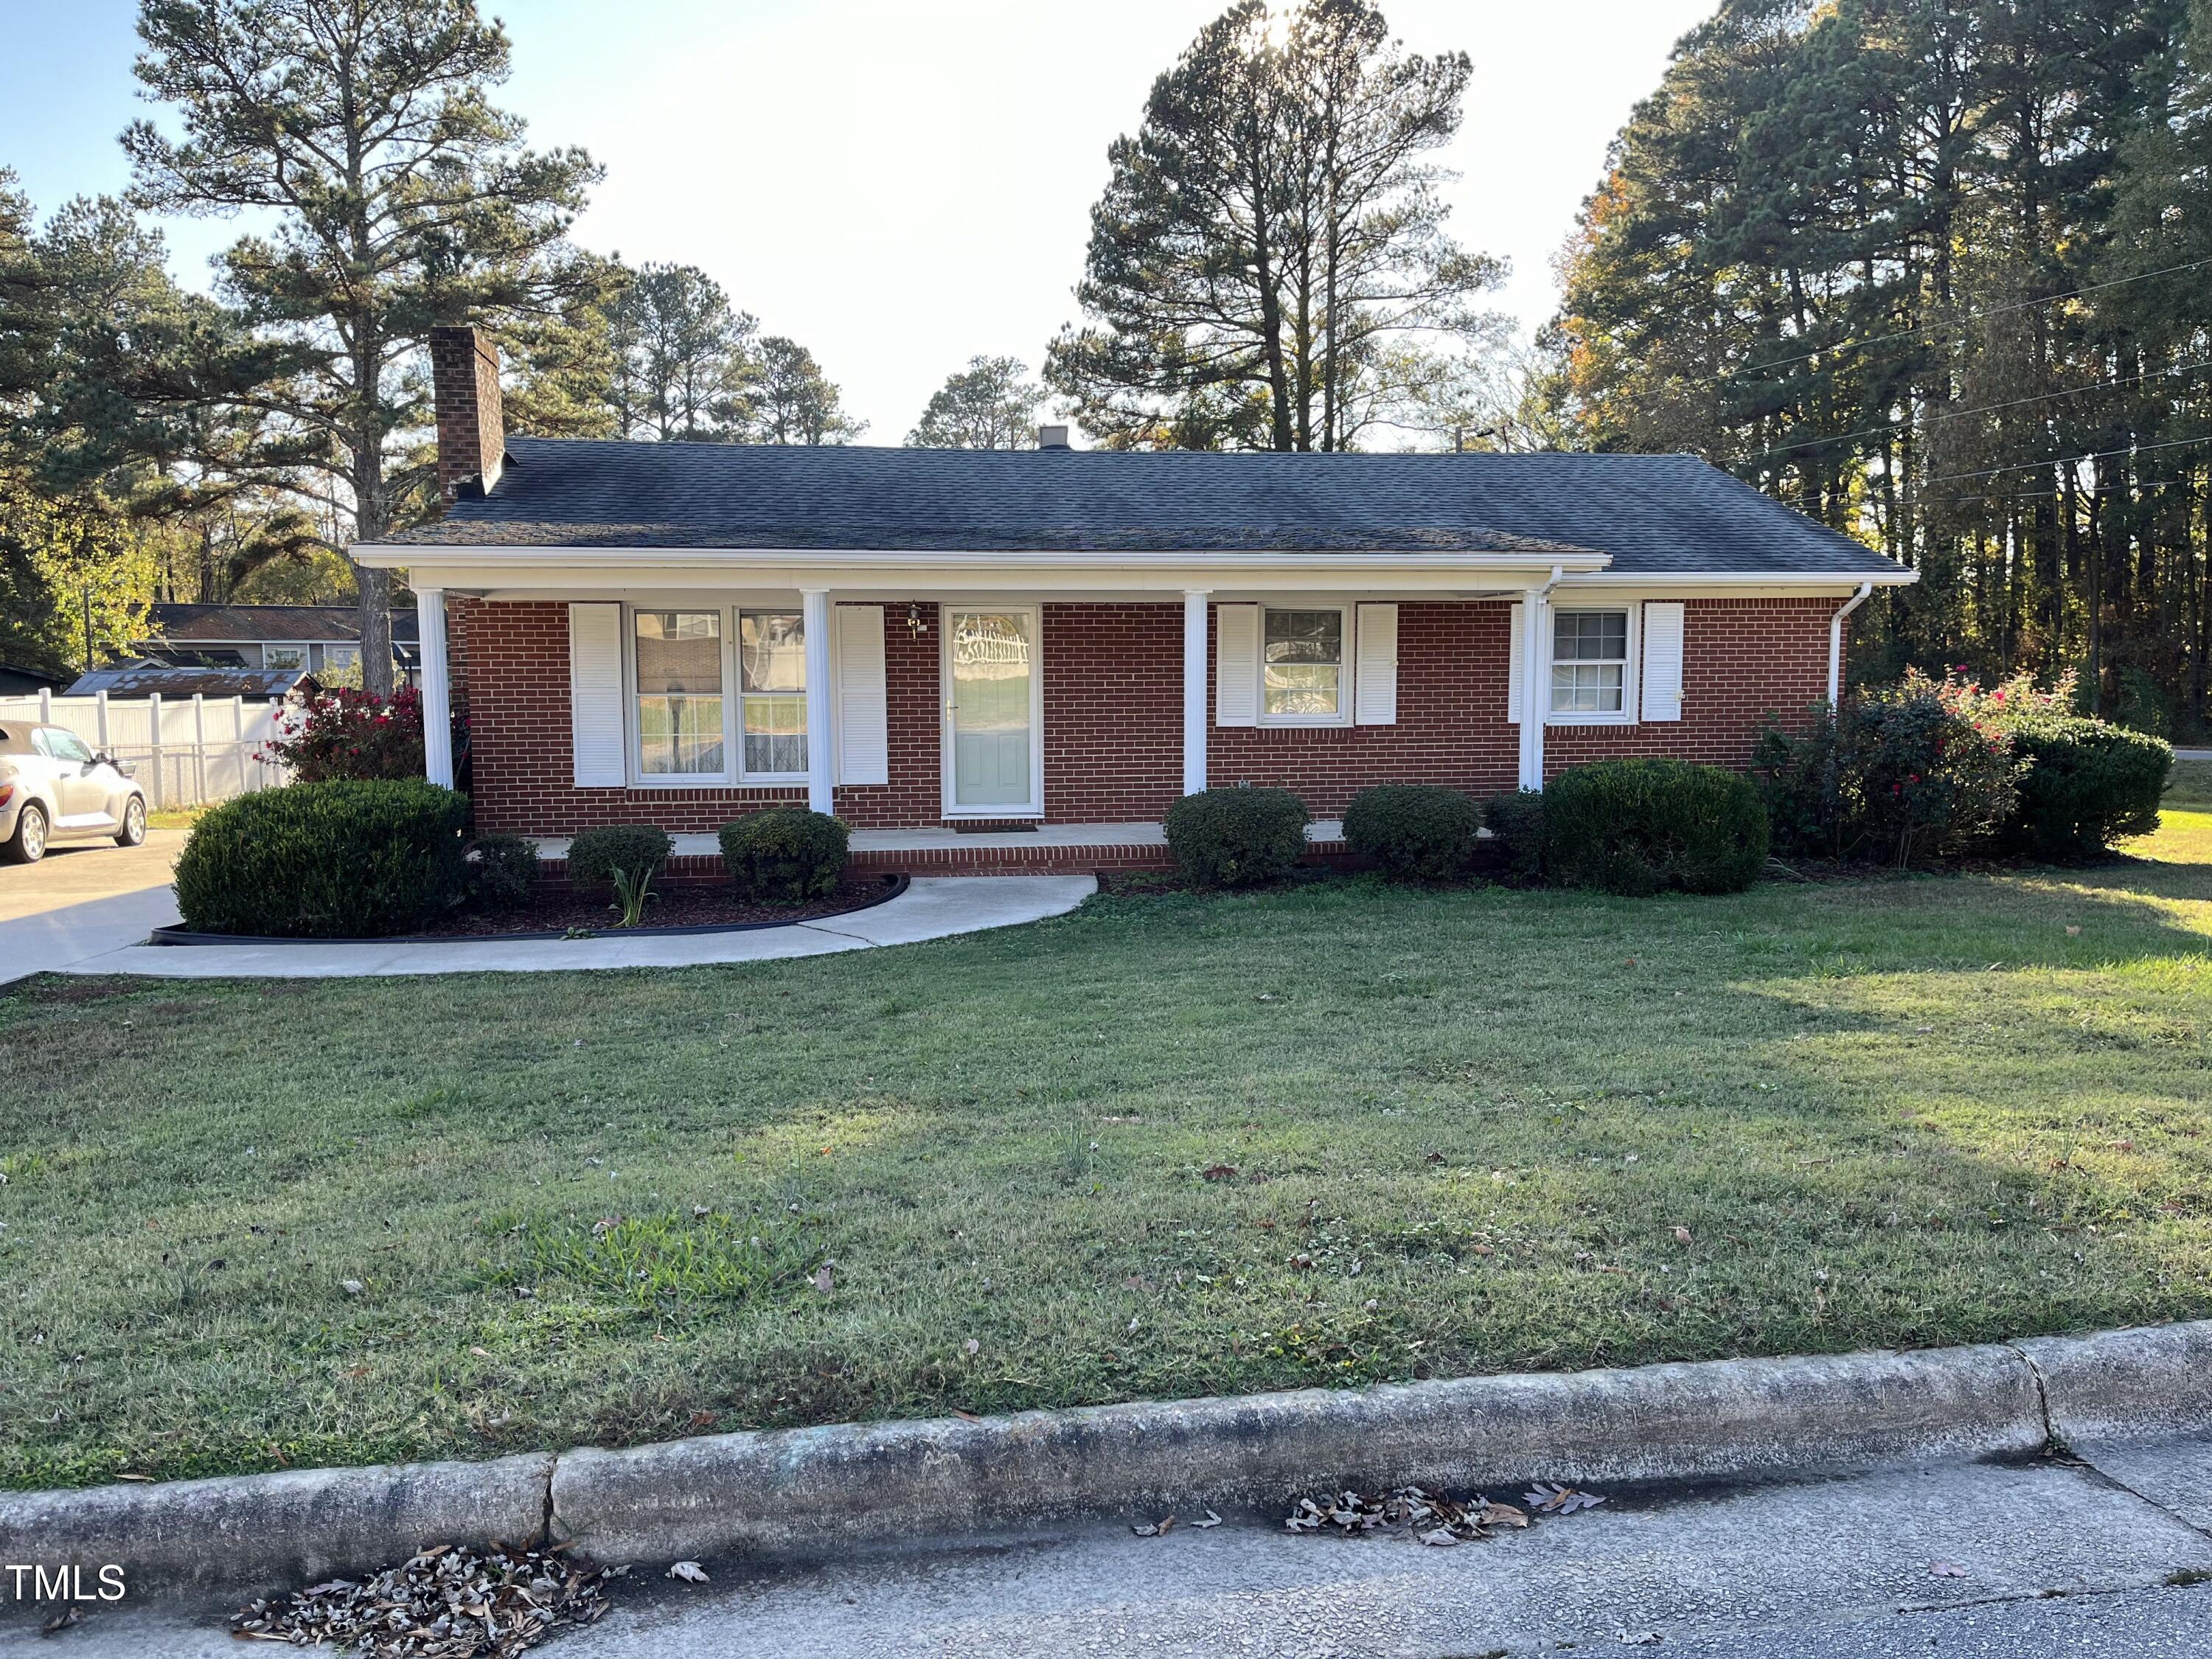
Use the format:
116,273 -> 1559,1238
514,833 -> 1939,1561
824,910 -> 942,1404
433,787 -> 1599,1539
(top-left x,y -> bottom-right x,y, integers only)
419,875 -> 897,937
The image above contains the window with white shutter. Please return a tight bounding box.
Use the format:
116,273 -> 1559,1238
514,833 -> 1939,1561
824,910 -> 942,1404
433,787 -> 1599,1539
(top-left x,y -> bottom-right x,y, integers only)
1640,601 -> 1685,722
833,605 -> 888,785
1354,603 -> 1398,726
1508,602 -> 1525,724
1214,603 -> 1259,727
567,602 -> 626,786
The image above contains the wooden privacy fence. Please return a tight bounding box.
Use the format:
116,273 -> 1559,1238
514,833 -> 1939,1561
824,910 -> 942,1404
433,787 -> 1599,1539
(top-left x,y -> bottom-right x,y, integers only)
0,690 -> 291,810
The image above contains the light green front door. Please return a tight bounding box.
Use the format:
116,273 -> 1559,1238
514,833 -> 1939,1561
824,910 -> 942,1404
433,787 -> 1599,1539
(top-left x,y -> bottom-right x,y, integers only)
947,609 -> 1036,811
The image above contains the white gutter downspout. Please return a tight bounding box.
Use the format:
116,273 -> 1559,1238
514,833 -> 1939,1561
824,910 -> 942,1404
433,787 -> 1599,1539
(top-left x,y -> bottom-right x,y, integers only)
1828,581 -> 1874,708
1518,564 -> 1565,790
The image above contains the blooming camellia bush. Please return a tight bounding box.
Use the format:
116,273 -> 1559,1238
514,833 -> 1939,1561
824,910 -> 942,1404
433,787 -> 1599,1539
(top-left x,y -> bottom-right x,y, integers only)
1756,669 -> 2023,866
259,685 -> 426,782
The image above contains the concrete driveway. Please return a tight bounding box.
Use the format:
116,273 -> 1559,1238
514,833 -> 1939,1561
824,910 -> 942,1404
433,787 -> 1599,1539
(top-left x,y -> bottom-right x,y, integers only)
0,828 -> 184,985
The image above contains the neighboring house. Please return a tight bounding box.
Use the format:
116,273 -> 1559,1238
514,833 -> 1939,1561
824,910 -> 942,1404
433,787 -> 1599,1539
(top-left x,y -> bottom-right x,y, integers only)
136,603 -> 421,682
355,328 -> 1914,869
62,664 -> 320,701
0,661 -> 67,697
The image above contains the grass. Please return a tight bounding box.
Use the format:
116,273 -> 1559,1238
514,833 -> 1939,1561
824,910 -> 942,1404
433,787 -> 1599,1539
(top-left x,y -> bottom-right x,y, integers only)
1,807 -> 2210,1489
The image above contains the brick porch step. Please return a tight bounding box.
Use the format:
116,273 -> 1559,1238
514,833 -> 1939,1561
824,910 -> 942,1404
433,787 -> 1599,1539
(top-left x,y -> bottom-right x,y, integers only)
529,821 -> 1353,880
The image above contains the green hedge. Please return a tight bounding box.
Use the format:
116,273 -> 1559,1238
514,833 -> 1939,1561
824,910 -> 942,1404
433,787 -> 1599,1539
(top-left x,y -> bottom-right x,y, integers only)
566,824 -> 673,888
1342,784 -> 1483,881
719,809 -> 850,903
1164,787 -> 1310,888
1481,789 -> 1548,882
173,779 -> 469,938
467,833 -> 540,911
1544,758 -> 1770,896
2000,714 -> 2171,860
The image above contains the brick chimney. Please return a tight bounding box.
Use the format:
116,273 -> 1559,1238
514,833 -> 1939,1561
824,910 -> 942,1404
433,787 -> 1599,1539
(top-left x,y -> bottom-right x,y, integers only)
428,327 -> 505,507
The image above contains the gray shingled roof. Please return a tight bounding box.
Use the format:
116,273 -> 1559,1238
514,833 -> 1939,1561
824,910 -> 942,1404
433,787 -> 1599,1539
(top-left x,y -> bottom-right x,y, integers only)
145,603 -> 421,643
383,438 -> 1903,577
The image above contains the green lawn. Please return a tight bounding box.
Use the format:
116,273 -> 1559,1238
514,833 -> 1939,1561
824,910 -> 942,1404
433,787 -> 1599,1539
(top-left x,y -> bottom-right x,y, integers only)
3,813 -> 2211,1489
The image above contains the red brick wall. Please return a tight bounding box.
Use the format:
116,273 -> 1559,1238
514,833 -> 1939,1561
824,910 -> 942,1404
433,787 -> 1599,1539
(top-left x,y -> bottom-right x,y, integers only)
451,594 -> 1838,832
1042,604 -> 1185,821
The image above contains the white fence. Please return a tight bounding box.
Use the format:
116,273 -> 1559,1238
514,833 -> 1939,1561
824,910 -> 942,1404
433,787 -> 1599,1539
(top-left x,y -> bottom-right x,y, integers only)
0,690 -> 291,810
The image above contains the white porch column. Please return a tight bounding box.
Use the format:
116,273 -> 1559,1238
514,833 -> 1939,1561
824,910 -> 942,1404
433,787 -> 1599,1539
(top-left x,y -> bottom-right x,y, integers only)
1516,581 -> 1551,790
1182,589 -> 1211,795
801,588 -> 835,814
416,585 -> 453,789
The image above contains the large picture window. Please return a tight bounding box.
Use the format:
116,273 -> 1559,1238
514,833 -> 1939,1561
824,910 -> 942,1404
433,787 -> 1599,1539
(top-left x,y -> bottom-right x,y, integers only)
635,611 -> 725,776
1551,609 -> 1629,714
1262,607 -> 1346,721
739,610 -> 807,776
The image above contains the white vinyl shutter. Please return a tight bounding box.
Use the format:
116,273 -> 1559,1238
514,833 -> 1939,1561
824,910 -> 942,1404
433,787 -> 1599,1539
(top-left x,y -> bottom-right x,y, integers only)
832,604 -> 888,786
567,602 -> 626,786
1215,603 -> 1259,727
1507,601 -> 1525,724
1354,603 -> 1398,725
1640,601 -> 1685,722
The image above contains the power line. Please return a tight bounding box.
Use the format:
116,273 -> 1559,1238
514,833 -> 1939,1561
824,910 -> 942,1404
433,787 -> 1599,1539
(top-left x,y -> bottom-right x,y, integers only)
1768,434 -> 2212,514
1738,357 -> 2212,469
1736,254 -> 2212,381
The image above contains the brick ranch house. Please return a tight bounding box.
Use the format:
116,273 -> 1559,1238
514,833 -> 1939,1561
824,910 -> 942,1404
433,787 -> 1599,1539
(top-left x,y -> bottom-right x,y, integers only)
354,328 -> 1914,875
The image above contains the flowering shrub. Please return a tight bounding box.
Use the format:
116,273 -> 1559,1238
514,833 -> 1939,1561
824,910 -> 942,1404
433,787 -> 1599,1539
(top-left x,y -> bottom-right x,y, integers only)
259,686 -> 426,782
1756,669 -> 2023,866
1955,670 -> 2171,858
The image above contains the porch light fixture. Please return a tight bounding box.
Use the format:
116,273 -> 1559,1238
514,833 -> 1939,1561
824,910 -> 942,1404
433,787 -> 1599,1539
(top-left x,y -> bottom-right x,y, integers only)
906,602 -> 928,639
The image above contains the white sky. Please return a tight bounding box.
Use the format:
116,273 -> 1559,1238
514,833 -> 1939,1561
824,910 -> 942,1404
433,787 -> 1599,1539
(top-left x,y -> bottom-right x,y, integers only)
0,0 -> 1715,440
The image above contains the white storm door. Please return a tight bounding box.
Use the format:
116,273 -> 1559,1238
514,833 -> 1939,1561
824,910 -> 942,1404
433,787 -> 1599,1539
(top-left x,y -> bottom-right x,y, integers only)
943,607 -> 1040,815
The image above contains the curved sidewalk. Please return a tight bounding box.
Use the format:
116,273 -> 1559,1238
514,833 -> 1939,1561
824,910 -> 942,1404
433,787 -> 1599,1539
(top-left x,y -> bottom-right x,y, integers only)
57,875 -> 1096,979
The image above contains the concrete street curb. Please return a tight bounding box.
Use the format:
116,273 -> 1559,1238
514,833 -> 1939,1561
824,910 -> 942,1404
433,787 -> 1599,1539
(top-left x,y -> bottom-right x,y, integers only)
0,1454 -> 552,1590
5,1321 -> 2210,1593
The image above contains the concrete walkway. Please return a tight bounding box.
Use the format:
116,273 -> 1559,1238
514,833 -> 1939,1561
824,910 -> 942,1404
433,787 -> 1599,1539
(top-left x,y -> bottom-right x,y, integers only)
55,874 -> 1095,979
0,829 -> 186,985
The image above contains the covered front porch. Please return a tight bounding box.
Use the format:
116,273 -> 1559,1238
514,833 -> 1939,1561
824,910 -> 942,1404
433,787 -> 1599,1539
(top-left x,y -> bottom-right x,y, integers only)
384,546 -> 1655,839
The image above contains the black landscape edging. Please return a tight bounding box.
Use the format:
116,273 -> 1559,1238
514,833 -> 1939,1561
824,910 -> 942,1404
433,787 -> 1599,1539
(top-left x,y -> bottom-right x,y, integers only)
145,873 -> 910,947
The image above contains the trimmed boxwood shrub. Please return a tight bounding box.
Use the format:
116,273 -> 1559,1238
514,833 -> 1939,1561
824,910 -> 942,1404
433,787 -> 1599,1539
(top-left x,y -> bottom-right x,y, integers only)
1481,788 -> 1547,882
1543,758 -> 1770,896
719,808 -> 850,903
467,833 -> 540,911
173,779 -> 468,938
565,824 -> 673,888
1164,787 -> 1309,888
1999,713 -> 2171,860
1343,784 -> 1483,881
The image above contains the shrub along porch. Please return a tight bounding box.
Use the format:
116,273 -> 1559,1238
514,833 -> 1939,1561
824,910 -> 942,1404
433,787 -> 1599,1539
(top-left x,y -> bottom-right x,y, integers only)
352,329 -> 1915,869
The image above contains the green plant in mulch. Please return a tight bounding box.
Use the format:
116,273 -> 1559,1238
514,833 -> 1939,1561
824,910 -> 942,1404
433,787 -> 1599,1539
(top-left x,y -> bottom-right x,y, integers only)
1342,783 -> 1484,882
718,808 -> 851,903
1166,786 -> 1310,888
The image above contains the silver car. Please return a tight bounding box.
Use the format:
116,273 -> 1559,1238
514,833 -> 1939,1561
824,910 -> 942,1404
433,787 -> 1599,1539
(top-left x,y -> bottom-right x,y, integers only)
0,722 -> 148,863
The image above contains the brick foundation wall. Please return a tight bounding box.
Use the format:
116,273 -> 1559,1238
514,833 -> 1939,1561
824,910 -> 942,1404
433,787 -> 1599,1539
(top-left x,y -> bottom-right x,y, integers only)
451,594 -> 1840,833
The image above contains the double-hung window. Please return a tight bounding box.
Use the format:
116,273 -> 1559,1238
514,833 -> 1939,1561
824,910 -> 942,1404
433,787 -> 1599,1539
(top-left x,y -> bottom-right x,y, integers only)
1262,606 -> 1347,723
635,610 -> 726,776
738,610 -> 807,777
1551,609 -> 1630,715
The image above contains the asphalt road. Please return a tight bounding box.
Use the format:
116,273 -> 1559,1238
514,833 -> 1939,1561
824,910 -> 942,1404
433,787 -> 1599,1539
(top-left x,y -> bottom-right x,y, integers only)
11,1439 -> 2212,1657
0,829 -> 183,984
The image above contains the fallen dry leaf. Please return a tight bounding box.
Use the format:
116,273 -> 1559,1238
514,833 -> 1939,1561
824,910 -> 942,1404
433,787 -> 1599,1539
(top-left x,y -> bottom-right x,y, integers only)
1201,1164 -> 1238,1182
667,1560 -> 710,1585
1673,1227 -> 1694,1246
1523,1481 -> 1606,1515
1929,1559 -> 1969,1579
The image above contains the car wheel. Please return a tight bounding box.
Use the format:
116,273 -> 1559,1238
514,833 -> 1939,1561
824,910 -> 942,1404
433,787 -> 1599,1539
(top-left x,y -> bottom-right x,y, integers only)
5,802 -> 47,863
115,795 -> 147,847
